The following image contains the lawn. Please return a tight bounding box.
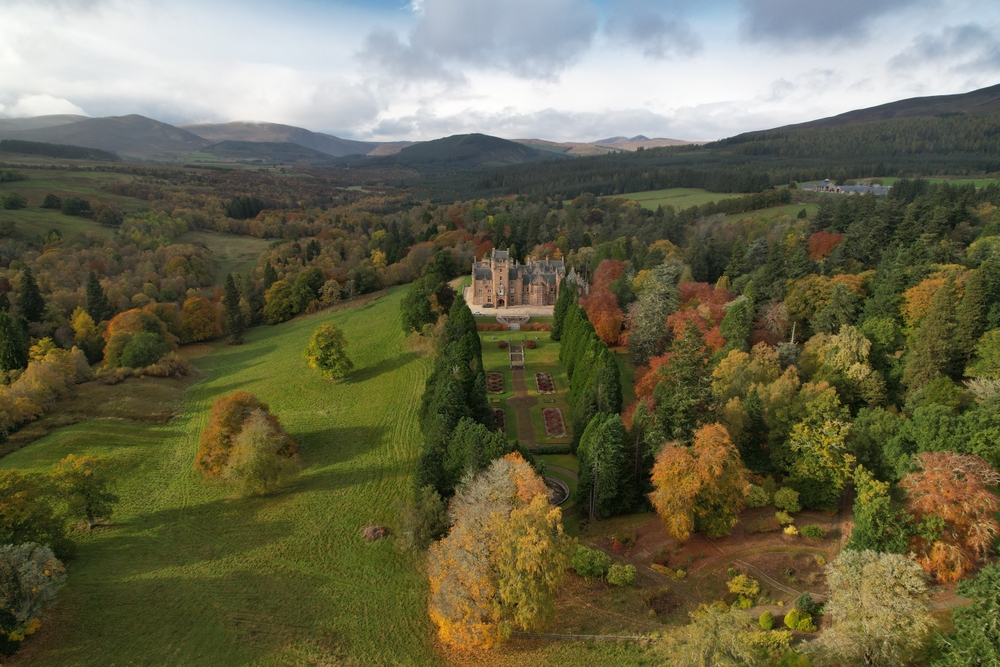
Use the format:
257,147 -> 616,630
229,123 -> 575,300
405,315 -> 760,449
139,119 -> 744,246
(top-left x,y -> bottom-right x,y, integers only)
6,289 -> 657,666
175,230 -> 272,283
613,187 -> 743,211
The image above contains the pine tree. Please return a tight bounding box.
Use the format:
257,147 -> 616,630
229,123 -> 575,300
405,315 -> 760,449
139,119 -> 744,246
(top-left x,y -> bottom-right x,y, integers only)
903,278 -> 958,394
262,262 -> 278,291
17,266 -> 45,323
240,273 -> 265,326
85,272 -> 113,323
653,324 -> 712,443
0,291 -> 9,312
954,267 -> 986,369
0,311 -> 28,371
550,277 -> 575,341
577,413 -> 628,521
223,274 -> 245,345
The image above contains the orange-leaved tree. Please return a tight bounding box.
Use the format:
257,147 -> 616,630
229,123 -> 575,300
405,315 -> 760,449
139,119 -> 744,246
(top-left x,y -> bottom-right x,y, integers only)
195,391 -> 296,477
427,452 -> 574,649
901,451 -> 1000,582
181,296 -> 223,343
649,423 -> 751,542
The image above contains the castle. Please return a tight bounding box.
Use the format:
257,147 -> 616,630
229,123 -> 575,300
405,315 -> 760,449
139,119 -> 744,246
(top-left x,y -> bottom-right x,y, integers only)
470,249 -> 565,308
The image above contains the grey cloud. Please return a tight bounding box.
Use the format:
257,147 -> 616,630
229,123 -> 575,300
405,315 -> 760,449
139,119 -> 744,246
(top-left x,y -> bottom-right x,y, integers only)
889,24 -> 1000,71
605,1 -> 702,59
739,0 -> 924,43
359,0 -> 599,81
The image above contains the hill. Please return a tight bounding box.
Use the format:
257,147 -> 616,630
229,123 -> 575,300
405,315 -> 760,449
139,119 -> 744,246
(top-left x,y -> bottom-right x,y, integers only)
199,140 -> 335,163
515,135 -> 699,156
779,82 -> 1000,130
182,120 -> 382,157
0,139 -> 119,161
0,115 -> 209,158
0,115 -> 88,133
357,133 -> 565,171
593,135 -> 703,150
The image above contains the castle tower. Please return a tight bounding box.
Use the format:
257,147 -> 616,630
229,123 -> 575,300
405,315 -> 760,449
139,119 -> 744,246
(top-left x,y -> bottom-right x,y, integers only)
492,249 -> 510,308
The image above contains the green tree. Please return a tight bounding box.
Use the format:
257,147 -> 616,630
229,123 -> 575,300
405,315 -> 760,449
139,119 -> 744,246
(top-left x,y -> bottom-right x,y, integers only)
934,562 -> 1000,667
0,311 -> 28,372
442,417 -> 509,490
118,331 -> 168,368
577,413 -> 629,520
720,296 -> 754,353
400,277 -> 437,334
550,277 -> 576,341
223,274 -> 245,345
903,278 -> 958,394
262,261 -> 278,291
665,605 -> 765,667
263,280 -> 295,324
16,267 -> 44,323
396,485 -> 449,551
52,455 -> 118,530
625,262 -> 680,364
653,324 -> 712,443
571,544 -> 611,581
954,267 -> 987,368
817,550 -> 932,667
786,419 -> 854,510
85,272 -> 114,323
811,282 -> 858,335
845,465 -> 912,554
223,409 -> 298,496
0,471 -> 65,549
303,323 -> 353,379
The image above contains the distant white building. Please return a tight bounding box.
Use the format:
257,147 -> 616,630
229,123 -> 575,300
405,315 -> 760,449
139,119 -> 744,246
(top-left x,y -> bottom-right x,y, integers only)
801,179 -> 891,196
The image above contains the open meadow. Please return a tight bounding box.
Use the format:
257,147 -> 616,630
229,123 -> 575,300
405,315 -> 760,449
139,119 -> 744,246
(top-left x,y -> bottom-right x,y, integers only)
613,187 -> 743,211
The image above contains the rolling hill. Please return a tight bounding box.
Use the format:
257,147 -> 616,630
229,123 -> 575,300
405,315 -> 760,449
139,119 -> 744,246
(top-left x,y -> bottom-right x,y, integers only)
199,140 -> 334,163
182,120 -> 390,157
778,82 -> 1000,130
336,133 -> 565,173
515,135 -> 699,156
0,114 -> 210,158
0,115 -> 88,133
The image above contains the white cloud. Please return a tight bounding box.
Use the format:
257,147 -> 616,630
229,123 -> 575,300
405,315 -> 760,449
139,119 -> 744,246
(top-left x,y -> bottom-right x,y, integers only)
1,94 -> 86,118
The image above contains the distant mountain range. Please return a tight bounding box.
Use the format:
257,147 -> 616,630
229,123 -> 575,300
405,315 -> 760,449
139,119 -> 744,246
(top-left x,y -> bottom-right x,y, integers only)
181,121 -> 414,157
514,135 -> 699,156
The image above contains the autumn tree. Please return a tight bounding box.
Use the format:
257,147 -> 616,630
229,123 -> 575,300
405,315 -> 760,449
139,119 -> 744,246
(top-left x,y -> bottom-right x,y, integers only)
427,453 -> 574,648
195,391 -> 296,478
664,605 -> 769,667
649,424 -> 751,541
900,451 -> 1000,582
223,274 -> 245,345
223,409 -> 299,495
181,297 -> 223,343
70,307 -> 103,363
817,550 -> 932,667
304,323 -> 353,379
52,455 -> 118,529
264,280 -> 295,324
0,471 -> 65,550
0,543 -> 66,656
903,278 -> 958,394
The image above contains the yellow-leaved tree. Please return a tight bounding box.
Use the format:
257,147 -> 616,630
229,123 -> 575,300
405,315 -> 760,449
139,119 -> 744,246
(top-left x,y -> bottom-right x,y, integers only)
427,453 -> 574,649
649,423 -> 751,542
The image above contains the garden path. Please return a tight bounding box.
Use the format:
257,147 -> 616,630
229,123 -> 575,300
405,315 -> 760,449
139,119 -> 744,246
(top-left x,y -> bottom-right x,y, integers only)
507,369 -> 538,446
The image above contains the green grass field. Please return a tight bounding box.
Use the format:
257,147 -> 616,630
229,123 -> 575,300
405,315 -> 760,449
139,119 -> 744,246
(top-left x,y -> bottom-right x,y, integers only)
613,187 -> 743,211
723,203 -> 818,224
175,230 -> 272,283
4,290 -> 656,666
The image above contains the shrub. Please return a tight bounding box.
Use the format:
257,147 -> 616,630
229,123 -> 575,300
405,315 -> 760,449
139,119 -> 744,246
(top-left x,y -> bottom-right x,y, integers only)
776,510 -> 794,526
773,487 -> 801,513
795,592 -> 821,616
745,629 -> 792,650
783,608 -> 816,632
607,563 -> 636,586
498,340 -> 508,349
727,573 -> 761,598
41,194 -> 61,209
749,516 -> 781,533
1,193 -> 26,210
784,525 -> 799,536
572,545 -> 611,581
746,484 -> 770,508
60,197 -> 92,217
118,331 -> 169,369
733,596 -> 754,609
759,610 -> 775,630
800,524 -> 825,539
524,339 -> 536,349
223,409 -> 299,495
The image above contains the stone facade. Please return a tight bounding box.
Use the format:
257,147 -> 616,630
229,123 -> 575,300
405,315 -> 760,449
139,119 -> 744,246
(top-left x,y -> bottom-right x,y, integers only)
470,248 -> 565,308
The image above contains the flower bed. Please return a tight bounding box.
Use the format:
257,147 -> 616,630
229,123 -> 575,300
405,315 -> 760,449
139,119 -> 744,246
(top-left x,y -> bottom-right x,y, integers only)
535,372 -> 555,394
493,408 -> 506,433
542,408 -> 566,438
486,372 -> 505,394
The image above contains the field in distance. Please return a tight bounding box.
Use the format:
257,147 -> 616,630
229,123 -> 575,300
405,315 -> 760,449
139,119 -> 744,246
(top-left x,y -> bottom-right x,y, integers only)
613,188 -> 744,211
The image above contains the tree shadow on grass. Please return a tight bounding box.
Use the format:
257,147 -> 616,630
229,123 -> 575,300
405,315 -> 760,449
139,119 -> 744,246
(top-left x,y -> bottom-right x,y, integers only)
294,426 -> 387,469
193,344 -> 280,373
345,352 -> 418,384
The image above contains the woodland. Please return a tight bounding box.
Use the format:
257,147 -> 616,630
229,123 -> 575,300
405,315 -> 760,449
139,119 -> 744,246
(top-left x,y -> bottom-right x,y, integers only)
0,113 -> 998,665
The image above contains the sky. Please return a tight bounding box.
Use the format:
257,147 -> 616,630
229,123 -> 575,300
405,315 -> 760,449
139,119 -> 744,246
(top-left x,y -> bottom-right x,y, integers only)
1,0 -> 999,142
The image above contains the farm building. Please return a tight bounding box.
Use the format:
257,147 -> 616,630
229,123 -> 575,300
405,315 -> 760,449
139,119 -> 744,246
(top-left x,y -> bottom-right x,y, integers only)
470,248 -> 565,308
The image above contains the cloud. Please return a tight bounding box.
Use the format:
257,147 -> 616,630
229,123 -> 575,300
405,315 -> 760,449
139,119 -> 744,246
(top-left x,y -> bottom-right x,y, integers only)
889,24 -> 1000,72
604,0 -> 703,60
739,0 -> 924,44
359,0 -> 599,81
0,94 -> 86,118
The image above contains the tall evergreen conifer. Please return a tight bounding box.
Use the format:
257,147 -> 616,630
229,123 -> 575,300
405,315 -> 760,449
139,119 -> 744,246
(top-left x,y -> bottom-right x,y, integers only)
85,272 -> 113,323
223,274 -> 245,345
17,267 -> 44,323
0,311 -> 28,372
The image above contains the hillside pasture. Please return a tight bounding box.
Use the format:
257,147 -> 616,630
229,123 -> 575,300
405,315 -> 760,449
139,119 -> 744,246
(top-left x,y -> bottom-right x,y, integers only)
175,230 -> 271,282
614,187 -> 743,211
